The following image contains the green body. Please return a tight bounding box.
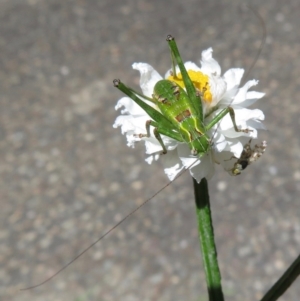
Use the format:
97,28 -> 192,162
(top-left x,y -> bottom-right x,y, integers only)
114,35 -> 249,158
153,79 -> 210,156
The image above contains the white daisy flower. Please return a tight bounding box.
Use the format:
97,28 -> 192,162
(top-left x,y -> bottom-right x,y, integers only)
113,48 -> 265,182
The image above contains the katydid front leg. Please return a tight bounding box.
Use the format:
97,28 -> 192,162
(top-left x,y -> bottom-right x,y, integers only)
135,120 -> 153,139
136,120 -> 168,154
205,106 -> 252,134
228,107 -> 252,133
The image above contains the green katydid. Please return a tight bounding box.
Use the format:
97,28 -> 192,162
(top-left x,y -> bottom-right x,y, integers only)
113,35 -> 251,165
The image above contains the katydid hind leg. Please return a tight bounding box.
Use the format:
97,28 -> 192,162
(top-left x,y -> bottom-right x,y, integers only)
166,35 -> 203,120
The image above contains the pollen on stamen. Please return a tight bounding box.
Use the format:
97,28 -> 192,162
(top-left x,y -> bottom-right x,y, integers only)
168,70 -> 213,104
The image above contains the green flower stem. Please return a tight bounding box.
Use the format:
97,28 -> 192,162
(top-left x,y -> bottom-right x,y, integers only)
260,253 -> 300,301
193,178 -> 224,301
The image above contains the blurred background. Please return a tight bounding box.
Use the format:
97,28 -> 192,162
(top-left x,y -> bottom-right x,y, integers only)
1,0 -> 300,300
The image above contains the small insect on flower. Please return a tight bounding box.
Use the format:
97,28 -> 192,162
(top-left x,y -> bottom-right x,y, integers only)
227,139 -> 267,175
113,35 -> 265,182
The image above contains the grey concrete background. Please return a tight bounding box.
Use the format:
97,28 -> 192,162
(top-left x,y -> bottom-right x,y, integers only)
1,0 -> 300,300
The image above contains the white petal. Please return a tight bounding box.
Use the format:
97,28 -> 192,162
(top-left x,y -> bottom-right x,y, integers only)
165,61 -> 201,78
145,156 -> 154,164
233,79 -> 259,105
132,63 -> 162,97
190,153 -> 215,182
223,68 -> 244,90
219,86 -> 239,105
144,138 -> 164,154
200,48 -> 221,76
246,91 -> 265,100
238,91 -> 265,108
237,108 -> 265,122
184,61 -> 201,72
145,153 -> 160,164
247,119 -> 267,130
175,144 -> 215,181
130,115 -> 152,132
113,115 -> 136,133
211,131 -> 227,153
177,144 -> 200,168
113,114 -> 148,148
241,91 -> 265,107
126,133 -> 141,148
208,75 -> 227,104
162,136 -> 180,151
224,139 -> 244,158
161,150 -> 185,181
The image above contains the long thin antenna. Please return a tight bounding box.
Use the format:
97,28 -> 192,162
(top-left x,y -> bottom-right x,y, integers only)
20,159 -> 199,290
240,5 -> 267,85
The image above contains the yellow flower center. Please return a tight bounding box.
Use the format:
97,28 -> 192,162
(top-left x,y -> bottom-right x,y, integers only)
167,70 -> 213,103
